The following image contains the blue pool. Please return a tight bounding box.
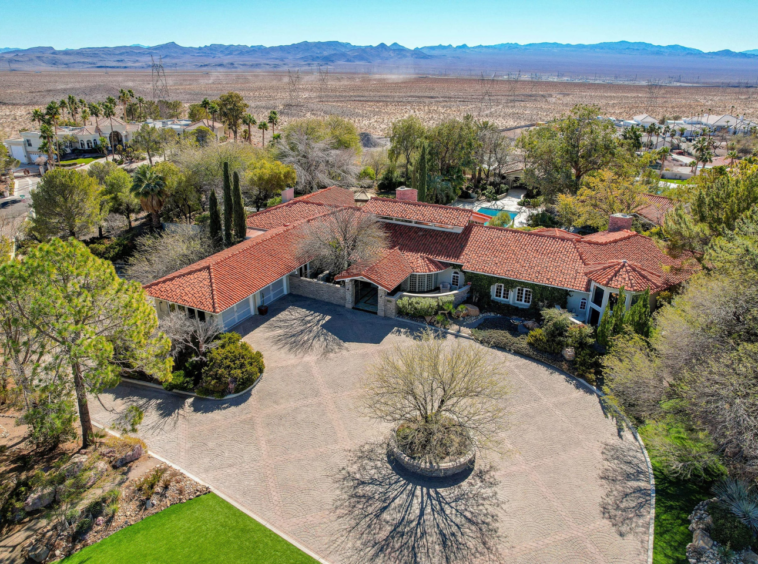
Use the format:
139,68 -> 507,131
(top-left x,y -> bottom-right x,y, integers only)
478,208 -> 518,224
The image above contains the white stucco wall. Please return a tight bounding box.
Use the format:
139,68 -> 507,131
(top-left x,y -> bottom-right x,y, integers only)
566,291 -> 590,320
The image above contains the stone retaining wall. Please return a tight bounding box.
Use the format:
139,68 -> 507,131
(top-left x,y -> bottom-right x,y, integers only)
288,275 -> 346,306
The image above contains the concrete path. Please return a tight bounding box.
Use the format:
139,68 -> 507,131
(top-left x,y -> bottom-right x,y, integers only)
91,295 -> 652,563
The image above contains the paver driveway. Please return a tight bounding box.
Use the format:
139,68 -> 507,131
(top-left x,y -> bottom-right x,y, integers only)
91,295 -> 652,563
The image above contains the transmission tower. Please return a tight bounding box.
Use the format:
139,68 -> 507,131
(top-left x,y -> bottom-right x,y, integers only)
317,65 -> 329,101
646,79 -> 664,110
287,69 -> 302,107
151,55 -> 171,101
478,72 -> 496,116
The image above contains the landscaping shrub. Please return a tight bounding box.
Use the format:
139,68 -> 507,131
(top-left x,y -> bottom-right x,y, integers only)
397,295 -> 453,318
709,502 -> 756,551
197,333 -> 264,397
162,370 -> 195,392
135,467 -> 168,498
20,388 -> 78,449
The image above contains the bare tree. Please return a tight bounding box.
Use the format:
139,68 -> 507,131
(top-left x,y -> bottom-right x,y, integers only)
275,130 -> 359,193
297,207 -> 388,278
125,224 -> 217,284
158,310 -> 221,363
361,330 -> 509,463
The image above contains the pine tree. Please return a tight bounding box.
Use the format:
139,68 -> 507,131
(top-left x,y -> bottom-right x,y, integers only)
208,190 -> 222,246
222,162 -> 233,246
623,289 -> 652,338
413,142 -> 429,203
232,171 -> 247,242
597,287 -> 627,347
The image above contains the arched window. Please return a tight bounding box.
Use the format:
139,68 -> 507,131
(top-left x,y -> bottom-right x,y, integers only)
579,297 -> 587,311
451,271 -> 462,289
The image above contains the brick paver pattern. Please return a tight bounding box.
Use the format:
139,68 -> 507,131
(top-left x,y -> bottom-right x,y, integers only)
91,295 -> 651,563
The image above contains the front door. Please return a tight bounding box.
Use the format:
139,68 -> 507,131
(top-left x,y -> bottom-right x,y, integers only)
353,280 -> 378,314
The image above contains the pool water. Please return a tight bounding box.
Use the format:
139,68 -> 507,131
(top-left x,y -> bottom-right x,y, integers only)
478,208 -> 518,224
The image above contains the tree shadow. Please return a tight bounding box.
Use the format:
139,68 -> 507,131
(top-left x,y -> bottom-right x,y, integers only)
331,441 -> 504,564
599,439 -> 652,541
265,306 -> 347,357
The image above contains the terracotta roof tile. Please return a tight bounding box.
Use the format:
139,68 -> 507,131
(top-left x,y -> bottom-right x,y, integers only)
363,197 -> 474,228
295,186 -> 355,207
334,249 -> 413,291
245,201 -> 331,230
584,261 -> 665,292
637,194 -> 676,226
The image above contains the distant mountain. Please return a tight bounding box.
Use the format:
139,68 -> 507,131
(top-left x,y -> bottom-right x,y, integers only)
1,40 -> 757,81
0,48 -> 20,53
744,49 -> 758,55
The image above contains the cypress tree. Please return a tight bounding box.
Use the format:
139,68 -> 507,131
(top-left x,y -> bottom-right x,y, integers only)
232,171 -> 247,242
222,161 -> 232,246
208,190 -> 222,246
413,142 -> 429,203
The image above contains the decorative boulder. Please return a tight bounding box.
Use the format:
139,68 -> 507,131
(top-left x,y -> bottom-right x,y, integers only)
27,544 -> 49,563
692,529 -> 713,550
114,443 -> 144,468
24,487 -> 55,512
62,454 -> 89,479
742,550 -> 758,564
523,320 -> 539,330
562,347 -> 576,361
462,304 -> 480,317
84,461 -> 109,489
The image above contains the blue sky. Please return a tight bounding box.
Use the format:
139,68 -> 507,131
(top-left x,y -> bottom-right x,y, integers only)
5,0 -> 758,52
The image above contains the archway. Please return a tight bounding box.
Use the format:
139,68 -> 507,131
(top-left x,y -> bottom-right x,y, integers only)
109,131 -> 123,148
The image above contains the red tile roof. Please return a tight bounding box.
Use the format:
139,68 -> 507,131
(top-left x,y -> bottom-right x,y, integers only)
584,261 -> 665,292
145,222 -> 313,313
295,186 -> 355,207
334,249 -> 413,291
362,197 -> 474,228
637,194 -> 676,226
246,201 -> 330,231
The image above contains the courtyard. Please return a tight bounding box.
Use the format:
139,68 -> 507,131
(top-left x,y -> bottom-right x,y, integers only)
90,295 -> 653,563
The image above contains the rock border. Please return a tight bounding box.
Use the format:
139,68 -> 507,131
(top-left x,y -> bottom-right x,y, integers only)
120,374 -> 262,401
388,430 -> 475,478
686,499 -> 758,564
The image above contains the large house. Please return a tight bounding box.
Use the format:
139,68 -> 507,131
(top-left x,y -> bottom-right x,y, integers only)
4,118 -> 225,165
143,186 -> 697,331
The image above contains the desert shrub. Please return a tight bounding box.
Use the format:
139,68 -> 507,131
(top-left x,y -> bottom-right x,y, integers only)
75,517 -> 92,538
135,467 -> 167,498
527,210 -> 561,228
197,333 -> 265,397
162,370 -> 195,392
526,328 -> 559,353
397,295 -> 453,318
573,348 -> 601,383
528,308 -> 596,356
518,196 -> 543,208
709,502 -> 755,551
20,388 -> 78,449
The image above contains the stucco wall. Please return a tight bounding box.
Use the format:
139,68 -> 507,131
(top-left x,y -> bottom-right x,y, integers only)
288,275 -> 346,306
566,291 -> 590,319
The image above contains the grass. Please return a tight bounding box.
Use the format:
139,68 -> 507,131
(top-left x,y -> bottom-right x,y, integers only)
59,157 -> 99,166
650,459 -> 713,564
62,493 -> 317,564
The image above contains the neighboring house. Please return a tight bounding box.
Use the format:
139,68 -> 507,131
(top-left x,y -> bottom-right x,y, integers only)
144,187 -> 698,331
684,114 -> 757,134
632,114 -> 660,128
3,118 -> 226,165
636,193 -> 676,227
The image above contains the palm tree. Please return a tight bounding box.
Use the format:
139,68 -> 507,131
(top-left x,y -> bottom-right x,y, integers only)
268,111 -> 279,136
118,89 -> 131,121
136,97 -> 145,120
258,121 -> 269,145
130,164 -> 167,229
208,102 -> 219,128
59,99 -> 68,120
242,114 -> 256,145
45,101 -> 61,165
727,150 -> 739,167
102,102 -> 116,160
658,147 -> 670,177
39,122 -> 56,170
693,137 -> 714,174
200,98 -> 211,126
67,95 -> 78,124
662,125 -> 671,149
31,108 -> 45,127
644,125 -> 653,150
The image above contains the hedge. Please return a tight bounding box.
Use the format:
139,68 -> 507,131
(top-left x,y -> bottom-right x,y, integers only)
397,295 -> 454,318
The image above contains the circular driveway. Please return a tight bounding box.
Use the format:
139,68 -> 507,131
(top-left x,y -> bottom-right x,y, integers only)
91,295 -> 652,563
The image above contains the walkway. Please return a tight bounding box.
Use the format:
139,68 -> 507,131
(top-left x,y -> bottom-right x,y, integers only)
90,295 -> 652,563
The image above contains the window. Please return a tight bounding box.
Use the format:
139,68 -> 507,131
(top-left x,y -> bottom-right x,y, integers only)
592,285 -> 605,307
451,271 -> 461,289
492,284 -> 507,301
87,140 -> 92,149
80,141 -> 85,149
409,273 -> 437,293
515,287 -> 532,305
26,139 -> 32,147
579,298 -> 587,311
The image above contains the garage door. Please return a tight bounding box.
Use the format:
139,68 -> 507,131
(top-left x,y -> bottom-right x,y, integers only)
260,278 -> 286,305
222,299 -> 252,329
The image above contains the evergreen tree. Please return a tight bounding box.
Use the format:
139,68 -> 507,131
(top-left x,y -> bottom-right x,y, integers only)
623,289 -> 652,338
413,142 -> 429,203
232,171 -> 247,242
597,287 -> 627,347
222,161 -> 233,246
209,190 -> 222,246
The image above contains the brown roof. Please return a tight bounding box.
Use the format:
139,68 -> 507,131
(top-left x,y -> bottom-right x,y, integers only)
637,194 -> 676,226
334,249 -> 413,291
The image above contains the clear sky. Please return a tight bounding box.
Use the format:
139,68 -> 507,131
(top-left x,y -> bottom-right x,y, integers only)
5,0 -> 758,52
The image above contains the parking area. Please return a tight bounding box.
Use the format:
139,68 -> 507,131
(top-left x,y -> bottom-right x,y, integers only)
90,294 -> 652,563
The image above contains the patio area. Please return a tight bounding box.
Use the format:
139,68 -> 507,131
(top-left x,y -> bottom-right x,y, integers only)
90,295 -> 652,563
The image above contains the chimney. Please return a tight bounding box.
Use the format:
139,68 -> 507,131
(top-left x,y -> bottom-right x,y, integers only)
395,187 -> 418,202
608,213 -> 633,233
281,187 -> 295,203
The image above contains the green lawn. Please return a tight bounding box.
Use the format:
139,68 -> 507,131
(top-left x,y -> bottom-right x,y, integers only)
59,157 -> 99,166
63,493 -> 317,564
651,459 -> 712,564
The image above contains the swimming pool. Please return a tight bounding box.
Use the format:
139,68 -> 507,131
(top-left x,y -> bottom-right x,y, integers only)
478,208 -> 518,224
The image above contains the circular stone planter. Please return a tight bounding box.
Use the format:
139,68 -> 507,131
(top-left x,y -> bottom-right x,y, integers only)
388,429 -> 475,478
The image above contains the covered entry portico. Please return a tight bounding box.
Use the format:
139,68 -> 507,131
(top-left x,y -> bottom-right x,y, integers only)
353,280 -> 379,314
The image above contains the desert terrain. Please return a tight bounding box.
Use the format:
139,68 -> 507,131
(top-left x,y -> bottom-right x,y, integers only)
1,71 -> 757,136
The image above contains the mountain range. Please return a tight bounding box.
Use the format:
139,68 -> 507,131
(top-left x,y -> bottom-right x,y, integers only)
1,41 -> 757,82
